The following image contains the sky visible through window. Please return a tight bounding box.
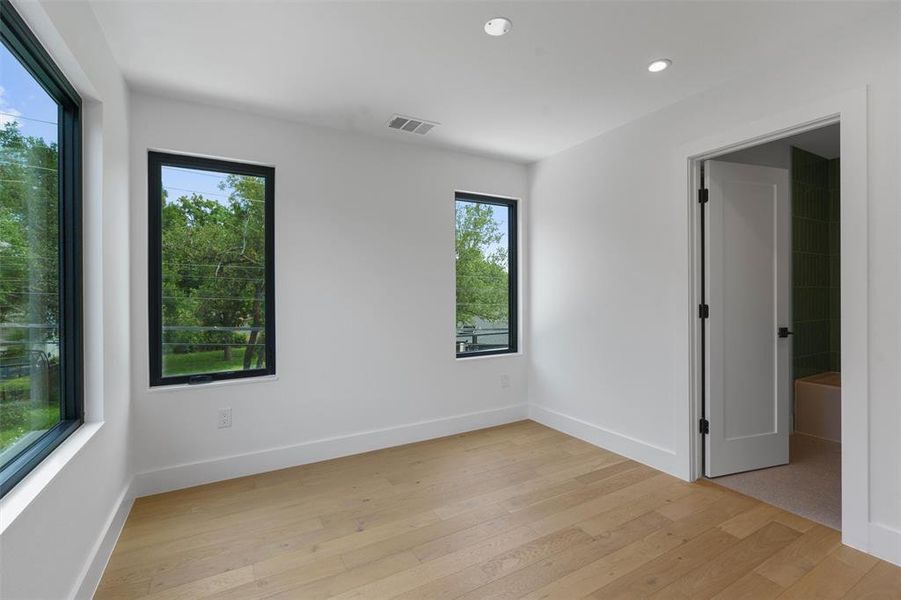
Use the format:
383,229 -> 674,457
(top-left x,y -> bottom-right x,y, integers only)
1,42 -> 57,142
162,165 -> 237,209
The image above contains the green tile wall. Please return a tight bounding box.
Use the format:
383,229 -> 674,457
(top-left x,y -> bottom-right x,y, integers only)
792,147 -> 840,378
828,158 -> 840,371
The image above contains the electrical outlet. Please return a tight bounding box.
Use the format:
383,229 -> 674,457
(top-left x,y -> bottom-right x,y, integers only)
500,374 -> 511,389
218,407 -> 232,429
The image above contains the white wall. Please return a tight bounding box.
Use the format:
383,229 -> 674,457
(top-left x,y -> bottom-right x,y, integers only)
128,93 -> 529,493
0,1 -> 132,599
528,3 -> 900,562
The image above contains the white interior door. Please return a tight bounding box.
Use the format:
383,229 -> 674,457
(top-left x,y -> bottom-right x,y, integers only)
705,160 -> 791,477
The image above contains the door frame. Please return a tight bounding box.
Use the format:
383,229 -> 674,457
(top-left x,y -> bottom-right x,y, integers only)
682,87 -> 868,552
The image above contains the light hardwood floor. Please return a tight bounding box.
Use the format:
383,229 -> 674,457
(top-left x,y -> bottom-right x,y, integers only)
96,421 -> 901,599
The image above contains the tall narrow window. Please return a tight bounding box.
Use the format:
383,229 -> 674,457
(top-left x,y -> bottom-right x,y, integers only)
148,152 -> 275,386
455,193 -> 518,357
1,1 -> 83,496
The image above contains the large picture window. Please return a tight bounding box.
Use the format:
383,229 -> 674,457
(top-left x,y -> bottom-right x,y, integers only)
148,152 -> 275,386
0,1 -> 83,496
455,192 -> 518,357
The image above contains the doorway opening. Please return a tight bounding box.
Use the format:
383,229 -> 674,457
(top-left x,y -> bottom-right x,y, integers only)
698,122 -> 842,530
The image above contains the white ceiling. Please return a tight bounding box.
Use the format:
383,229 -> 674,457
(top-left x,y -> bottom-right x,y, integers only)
89,1 -> 879,163
778,123 -> 842,160
716,122 -> 840,170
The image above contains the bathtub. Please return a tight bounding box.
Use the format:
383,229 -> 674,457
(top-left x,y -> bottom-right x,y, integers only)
794,371 -> 841,443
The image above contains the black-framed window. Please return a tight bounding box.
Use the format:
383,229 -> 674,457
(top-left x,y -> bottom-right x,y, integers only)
148,152 -> 275,386
455,192 -> 518,358
0,0 -> 83,497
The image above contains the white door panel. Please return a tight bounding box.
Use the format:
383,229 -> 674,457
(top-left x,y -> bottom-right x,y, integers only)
705,160 -> 791,477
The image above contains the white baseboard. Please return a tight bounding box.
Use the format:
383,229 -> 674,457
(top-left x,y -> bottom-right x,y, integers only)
868,521 -> 901,567
134,404 -> 529,497
72,478 -> 135,599
528,404 -> 681,478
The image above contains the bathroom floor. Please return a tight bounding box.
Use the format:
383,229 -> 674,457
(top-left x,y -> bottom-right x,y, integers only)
709,433 -> 842,530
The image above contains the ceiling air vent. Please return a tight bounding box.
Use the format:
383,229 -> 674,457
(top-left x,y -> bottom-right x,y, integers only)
387,114 -> 439,135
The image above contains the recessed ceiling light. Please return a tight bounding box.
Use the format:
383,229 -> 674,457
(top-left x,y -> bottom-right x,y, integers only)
484,17 -> 512,37
648,58 -> 672,73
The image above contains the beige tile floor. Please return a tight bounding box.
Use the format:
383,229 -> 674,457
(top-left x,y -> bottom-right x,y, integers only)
710,433 -> 842,530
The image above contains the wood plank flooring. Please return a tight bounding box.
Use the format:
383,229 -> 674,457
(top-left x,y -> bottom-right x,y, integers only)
95,421 -> 901,599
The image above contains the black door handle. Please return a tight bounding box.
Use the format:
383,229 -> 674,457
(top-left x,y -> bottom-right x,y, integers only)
778,327 -> 794,338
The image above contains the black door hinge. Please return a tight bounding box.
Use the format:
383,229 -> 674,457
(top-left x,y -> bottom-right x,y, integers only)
699,419 -> 710,435
698,188 -> 709,204
698,304 -> 709,319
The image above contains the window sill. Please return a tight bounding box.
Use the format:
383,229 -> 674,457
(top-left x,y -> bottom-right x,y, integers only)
456,351 -> 524,362
0,421 -> 103,534
146,374 -> 279,393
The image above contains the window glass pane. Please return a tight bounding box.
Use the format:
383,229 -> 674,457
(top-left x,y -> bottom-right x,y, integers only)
455,198 -> 513,355
0,41 -> 63,466
160,165 -> 268,377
